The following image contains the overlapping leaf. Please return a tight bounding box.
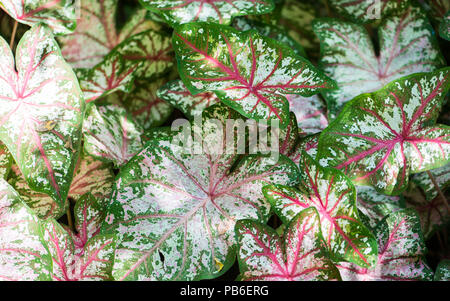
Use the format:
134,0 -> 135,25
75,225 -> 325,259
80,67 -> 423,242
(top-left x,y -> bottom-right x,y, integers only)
313,6 -> 445,118
140,0 -> 275,26
317,69 -> 450,195
337,209 -> 433,281
439,10 -> 450,41
412,164 -> 450,201
0,24 -> 84,211
0,0 -> 76,34
263,153 -> 378,268
287,134 -> 319,166
434,259 -> 450,281
102,104 -> 299,280
173,22 -> 335,128
235,208 -> 341,281
0,141 -> 12,179
286,94 -> 328,135
83,104 -> 144,167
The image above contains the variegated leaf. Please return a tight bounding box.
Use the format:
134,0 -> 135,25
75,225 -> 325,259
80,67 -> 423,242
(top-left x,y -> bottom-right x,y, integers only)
0,141 -> 12,179
313,6 -> 445,118
317,69 -> 450,195
157,79 -> 219,119
434,259 -> 450,281
140,0 -> 275,26
329,0 -> 410,23
263,153 -> 378,267
0,0 -> 76,34
412,164 -> 450,201
83,104 -> 144,167
424,0 -> 449,22
0,24 -> 84,211
337,209 -> 433,281
439,10 -> 450,41
0,179 -> 51,280
173,22 -> 336,128
286,94 -> 328,135
59,0 -> 160,68
235,208 -> 341,281
102,104 -> 299,280
288,133 -> 319,168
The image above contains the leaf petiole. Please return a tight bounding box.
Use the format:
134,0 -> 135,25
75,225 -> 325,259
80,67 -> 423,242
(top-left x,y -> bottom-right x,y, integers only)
9,20 -> 18,49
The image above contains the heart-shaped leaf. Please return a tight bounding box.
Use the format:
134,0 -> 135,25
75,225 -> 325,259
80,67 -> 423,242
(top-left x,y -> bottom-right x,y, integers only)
0,141 -> 12,179
412,164 -> 450,201
157,79 -> 220,119
286,94 -> 328,135
102,104 -> 299,280
59,0 -> 159,68
0,24 -> 84,210
337,209 -> 433,281
83,104 -> 144,167
317,69 -> 450,195
173,22 -> 336,128
139,0 -> 275,26
263,153 -> 378,267
313,6 -> 445,118
0,179 -> 51,280
0,0 -> 76,34
235,207 -> 341,281
434,259 -> 450,281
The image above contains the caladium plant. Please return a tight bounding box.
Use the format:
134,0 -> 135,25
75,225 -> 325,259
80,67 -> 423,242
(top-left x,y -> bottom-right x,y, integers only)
0,142 -> 12,179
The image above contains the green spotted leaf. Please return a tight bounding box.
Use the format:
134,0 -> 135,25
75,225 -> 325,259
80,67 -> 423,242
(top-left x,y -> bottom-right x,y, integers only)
434,259 -> 450,281
337,209 -> 433,281
439,10 -> 450,41
102,104 -> 299,280
317,69 -> 450,195
412,164 -> 450,201
235,208 -> 341,281
173,22 -> 336,129
288,133 -> 319,166
263,153 -> 378,268
313,6 -> 445,119
0,141 -> 12,179
139,0 -> 275,26
0,24 -> 84,213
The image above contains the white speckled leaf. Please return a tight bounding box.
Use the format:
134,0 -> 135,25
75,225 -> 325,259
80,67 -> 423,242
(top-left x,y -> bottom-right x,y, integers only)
235,208 -> 341,281
0,24 -> 84,212
317,69 -> 450,195
83,104 -> 143,167
140,0 -> 274,26
0,0 -> 76,34
157,79 -> 219,119
122,79 -> 174,130
412,164 -> 450,201
337,209 -> 433,281
102,104 -> 299,280
287,133 -> 319,169
263,153 -> 378,267
439,10 -> 450,41
329,0 -> 410,23
59,0 -> 160,68
434,259 -> 450,281
0,179 -> 51,280
173,23 -> 336,128
286,94 -> 328,135
0,141 -> 12,179
313,6 -> 445,118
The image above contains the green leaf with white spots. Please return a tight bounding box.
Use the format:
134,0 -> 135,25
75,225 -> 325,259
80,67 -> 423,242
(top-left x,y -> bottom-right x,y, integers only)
173,22 -> 336,129
434,259 -> 450,281
0,179 -> 51,281
439,10 -> 450,41
83,104 -> 144,167
157,79 -> 219,119
139,0 -> 275,26
317,69 -> 450,195
313,6 -> 446,119
102,104 -> 299,280
0,24 -> 84,213
235,208 -> 341,281
0,141 -> 12,179
337,209 -> 433,281
412,164 -> 450,201
263,152 -> 378,268
0,0 -> 76,35
288,133 -> 319,166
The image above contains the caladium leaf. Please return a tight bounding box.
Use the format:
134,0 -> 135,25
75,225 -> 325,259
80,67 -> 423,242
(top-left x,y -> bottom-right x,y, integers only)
286,133 -> 319,171
356,186 -> 404,229
0,179 -> 51,280
157,79 -> 219,119
59,0 -> 160,68
122,79 -> 174,130
102,104 -> 299,280
424,0 -> 449,22
439,10 -> 450,41
235,208 -> 341,281
83,104 -> 144,167
337,209 -> 433,281
328,0 -> 410,23
0,24 -> 84,210
286,94 -> 328,135
313,6 -> 446,118
263,153 -> 378,267
412,164 -> 450,201
0,0 -> 76,34
77,53 -> 141,103
0,141 -> 12,179
434,259 -> 450,281
139,0 -> 275,26
317,69 -> 450,195
173,22 -> 336,128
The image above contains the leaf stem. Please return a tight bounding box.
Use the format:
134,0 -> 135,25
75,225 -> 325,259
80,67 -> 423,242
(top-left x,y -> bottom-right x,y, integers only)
426,170 -> 449,214
9,20 -> 18,50
67,207 -> 74,231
